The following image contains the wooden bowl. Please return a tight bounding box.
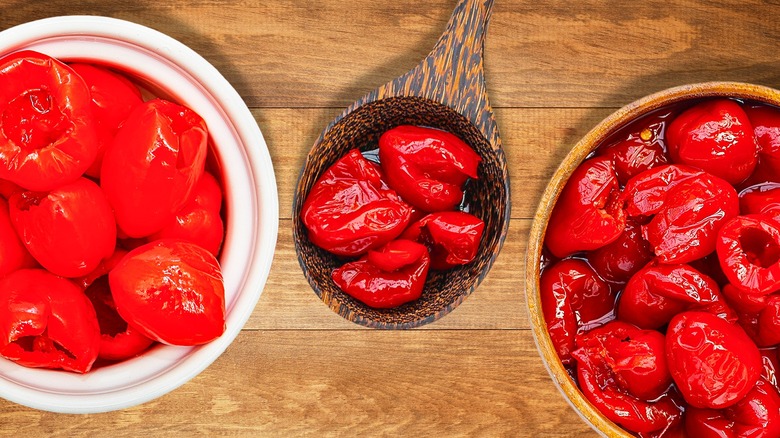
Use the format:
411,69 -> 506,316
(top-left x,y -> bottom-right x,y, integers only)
525,82 -> 780,436
293,0 -> 509,329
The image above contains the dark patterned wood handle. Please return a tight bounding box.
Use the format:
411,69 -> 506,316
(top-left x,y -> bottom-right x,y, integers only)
374,0 -> 500,151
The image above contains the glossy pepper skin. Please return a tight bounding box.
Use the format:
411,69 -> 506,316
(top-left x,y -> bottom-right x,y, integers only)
400,211 -> 484,270
618,262 -> 735,330
101,98 -> 208,238
597,115 -> 669,185
85,275 -> 154,361
684,379 -> 780,438
728,291 -> 780,348
10,177 -> 116,278
666,99 -> 758,185
540,259 -> 614,365
588,219 -> 654,284
80,249 -> 154,361
744,105 -> 780,186
646,173 -> 738,264
0,269 -> 100,373
623,165 -> 739,264
69,63 -> 143,179
367,238 -> 427,272
572,321 -> 680,434
761,347 -> 780,390
109,239 -> 226,346
716,215 -> 780,296
302,149 -> 412,257
721,283 -> 768,314
667,311 -> 762,409
332,239 -> 430,308
739,184 -> 780,223
0,51 -> 97,191
757,296 -> 780,346
0,197 -> 35,277
150,171 -> 224,257
545,157 -> 626,258
622,164 -> 704,217
76,248 -> 127,291
378,125 -> 480,212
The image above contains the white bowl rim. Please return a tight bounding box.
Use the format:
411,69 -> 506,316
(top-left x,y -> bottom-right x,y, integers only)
0,15 -> 278,413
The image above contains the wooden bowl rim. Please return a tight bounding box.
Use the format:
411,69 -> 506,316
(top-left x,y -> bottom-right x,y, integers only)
525,81 -> 780,437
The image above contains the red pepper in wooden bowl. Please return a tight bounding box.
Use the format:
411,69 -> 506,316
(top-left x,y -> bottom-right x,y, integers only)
401,210 -> 484,270
587,218 -> 653,284
596,114 -> 669,185
332,239 -> 430,309
617,262 -> 735,330
684,379 -> 780,437
666,311 -> 761,409
540,259 -> 614,365
545,156 -> 626,258
528,86 -> 780,437
717,215 -> 780,296
379,125 -> 480,212
302,149 -> 412,257
623,165 -> 739,264
572,321 -> 681,434
739,183 -> 780,223
666,99 -> 758,185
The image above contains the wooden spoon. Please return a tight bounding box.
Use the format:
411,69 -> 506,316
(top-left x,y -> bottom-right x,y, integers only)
293,0 -> 509,328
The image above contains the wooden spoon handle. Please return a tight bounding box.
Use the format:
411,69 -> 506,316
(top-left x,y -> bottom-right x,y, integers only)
376,0 -> 500,150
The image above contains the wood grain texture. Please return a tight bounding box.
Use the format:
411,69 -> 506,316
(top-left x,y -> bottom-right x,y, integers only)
4,0 -> 780,108
0,331 -> 594,437
374,0 -> 499,149
0,0 -> 775,435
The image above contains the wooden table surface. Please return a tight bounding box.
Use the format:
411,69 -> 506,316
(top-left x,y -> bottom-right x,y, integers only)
2,1 -> 780,436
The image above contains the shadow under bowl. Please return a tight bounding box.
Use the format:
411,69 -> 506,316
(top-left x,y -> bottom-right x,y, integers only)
294,96 -> 509,329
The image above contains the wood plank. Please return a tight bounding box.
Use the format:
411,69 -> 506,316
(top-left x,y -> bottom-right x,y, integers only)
3,1 -> 779,108
1,1 -> 774,435
0,330 -> 597,437
259,107 -> 616,221
248,218 -> 530,330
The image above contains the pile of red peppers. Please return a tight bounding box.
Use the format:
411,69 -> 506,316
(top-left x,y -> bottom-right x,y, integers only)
302,125 -> 484,308
0,51 -> 227,374
542,99 -> 780,436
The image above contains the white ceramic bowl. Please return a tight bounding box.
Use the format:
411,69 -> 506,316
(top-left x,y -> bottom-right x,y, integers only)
0,16 -> 278,413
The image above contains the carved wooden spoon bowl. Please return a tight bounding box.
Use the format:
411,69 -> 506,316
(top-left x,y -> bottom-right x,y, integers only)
293,0 -> 509,329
